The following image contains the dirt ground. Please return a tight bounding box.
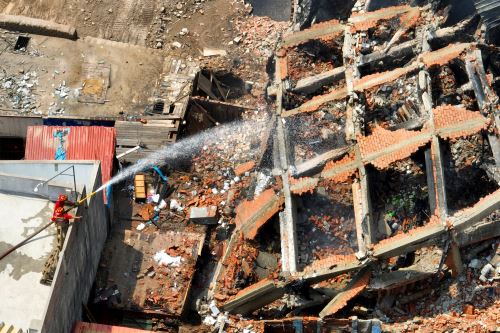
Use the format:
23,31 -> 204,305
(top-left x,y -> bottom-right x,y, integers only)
0,0 -> 285,93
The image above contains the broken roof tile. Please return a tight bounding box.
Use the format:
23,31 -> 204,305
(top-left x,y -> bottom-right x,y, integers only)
319,269 -> 371,318
357,127 -> 431,169
320,154 -> 358,183
234,161 -> 256,176
419,43 -> 471,67
281,19 -> 344,49
432,105 -> 488,139
289,176 -> 319,195
348,5 -> 418,32
235,189 -> 284,239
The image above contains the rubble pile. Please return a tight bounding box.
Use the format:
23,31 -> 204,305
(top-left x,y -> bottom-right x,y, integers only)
214,234 -> 260,301
372,157 -> 430,236
0,71 -> 39,113
176,117 -> 270,217
148,0 -> 210,49
3,0 -> 499,331
287,39 -> 343,81
202,1 -> 500,331
364,74 -> 420,130
386,242 -> 500,332
288,107 -> 348,163
233,16 -> 288,60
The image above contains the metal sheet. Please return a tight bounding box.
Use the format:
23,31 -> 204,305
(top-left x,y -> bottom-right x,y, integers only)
25,125 -> 115,201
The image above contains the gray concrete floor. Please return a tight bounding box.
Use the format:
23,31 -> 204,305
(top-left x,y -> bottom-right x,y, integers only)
0,193 -> 55,329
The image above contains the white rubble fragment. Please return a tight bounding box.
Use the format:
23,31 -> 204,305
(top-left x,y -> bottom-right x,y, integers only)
209,300 -> 220,316
203,316 -> 217,326
169,199 -> 184,212
153,250 -> 182,267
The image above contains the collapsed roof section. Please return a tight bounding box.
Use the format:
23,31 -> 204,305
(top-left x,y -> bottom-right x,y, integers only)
210,0 -> 500,322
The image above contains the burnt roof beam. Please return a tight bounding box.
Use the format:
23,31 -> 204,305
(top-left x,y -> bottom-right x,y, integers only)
292,67 -> 346,95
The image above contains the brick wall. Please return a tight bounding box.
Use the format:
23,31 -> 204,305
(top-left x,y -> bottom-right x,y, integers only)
40,166 -> 108,333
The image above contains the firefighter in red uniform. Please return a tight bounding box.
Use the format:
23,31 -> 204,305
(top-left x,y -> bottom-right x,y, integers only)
54,194 -> 75,210
52,206 -> 80,250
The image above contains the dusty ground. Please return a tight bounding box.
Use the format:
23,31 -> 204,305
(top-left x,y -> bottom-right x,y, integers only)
0,31 -> 164,117
0,0 -> 288,105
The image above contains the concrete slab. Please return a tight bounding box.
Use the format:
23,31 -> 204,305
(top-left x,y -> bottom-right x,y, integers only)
0,193 -> 55,330
189,206 -> 219,225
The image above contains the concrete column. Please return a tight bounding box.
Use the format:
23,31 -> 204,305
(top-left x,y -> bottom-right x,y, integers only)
275,55 -> 298,273
427,137 -> 448,221
353,165 -> 376,254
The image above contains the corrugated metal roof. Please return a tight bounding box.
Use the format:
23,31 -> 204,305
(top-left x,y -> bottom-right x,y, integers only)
73,322 -> 151,333
474,0 -> 500,29
25,126 -> 115,201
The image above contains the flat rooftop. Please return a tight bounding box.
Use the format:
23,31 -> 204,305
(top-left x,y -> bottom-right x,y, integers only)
0,192 -> 55,329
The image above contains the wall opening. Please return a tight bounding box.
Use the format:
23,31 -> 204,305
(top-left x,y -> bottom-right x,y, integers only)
14,36 -> 30,51
0,137 -> 25,159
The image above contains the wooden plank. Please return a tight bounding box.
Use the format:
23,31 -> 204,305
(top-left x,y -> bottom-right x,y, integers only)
134,174 -> 146,199
197,72 -> 218,99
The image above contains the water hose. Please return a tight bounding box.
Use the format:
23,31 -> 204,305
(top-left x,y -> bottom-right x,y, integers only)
0,220 -> 55,261
77,190 -> 100,205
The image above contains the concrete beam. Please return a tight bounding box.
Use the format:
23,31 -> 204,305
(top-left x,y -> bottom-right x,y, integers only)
427,15 -> 480,49
454,216 -> 500,247
276,120 -> 298,273
0,14 -> 77,39
293,146 -> 351,176
221,279 -> 286,315
470,49 -> 497,104
368,247 -> 442,290
281,21 -> 345,49
358,39 -> 418,69
466,58 -> 487,109
450,188 -> 500,231
234,189 -> 284,240
275,54 -> 299,274
280,179 -> 299,273
208,231 -> 239,298
446,242 -> 464,277
487,135 -> 500,168
299,257 -> 369,285
319,269 -> 371,318
425,149 -> 437,214
293,67 -> 346,95
283,87 -> 348,117
373,223 -> 446,259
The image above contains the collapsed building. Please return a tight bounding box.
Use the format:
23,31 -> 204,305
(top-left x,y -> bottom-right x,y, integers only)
207,1 -> 500,331
0,0 -> 499,332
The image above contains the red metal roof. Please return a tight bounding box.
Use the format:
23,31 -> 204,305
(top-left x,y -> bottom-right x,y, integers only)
73,322 -> 151,333
25,126 -> 115,201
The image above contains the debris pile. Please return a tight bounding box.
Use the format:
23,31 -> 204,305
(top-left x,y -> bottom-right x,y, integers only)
0,71 -> 39,113
3,0 -> 499,331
